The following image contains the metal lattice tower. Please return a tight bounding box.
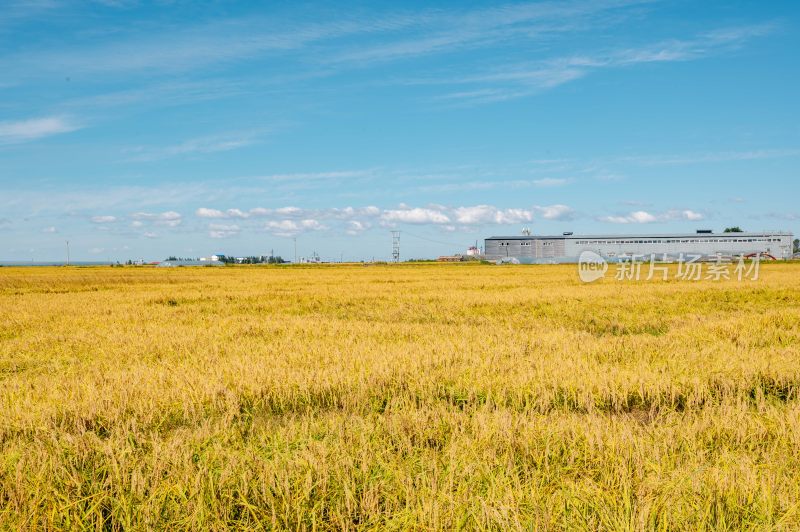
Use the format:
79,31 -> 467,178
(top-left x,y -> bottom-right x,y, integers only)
391,231 -> 401,263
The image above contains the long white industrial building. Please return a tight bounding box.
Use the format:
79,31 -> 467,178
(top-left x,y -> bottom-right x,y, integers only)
485,230 -> 794,263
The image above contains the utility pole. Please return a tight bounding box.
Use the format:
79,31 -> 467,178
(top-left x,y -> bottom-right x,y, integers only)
391,231 -> 401,263
65,240 -> 70,266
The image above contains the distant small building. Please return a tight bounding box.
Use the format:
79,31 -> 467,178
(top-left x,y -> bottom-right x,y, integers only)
466,246 -> 481,257
437,255 -> 463,262
158,260 -> 224,267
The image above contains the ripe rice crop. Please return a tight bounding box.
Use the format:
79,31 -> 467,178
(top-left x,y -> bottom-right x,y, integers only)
1,263 -> 800,530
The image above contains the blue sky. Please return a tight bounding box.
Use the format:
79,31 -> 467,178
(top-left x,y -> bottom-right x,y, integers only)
1,0 -> 798,261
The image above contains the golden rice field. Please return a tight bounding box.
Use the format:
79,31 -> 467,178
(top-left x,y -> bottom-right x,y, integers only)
1,262 -> 800,530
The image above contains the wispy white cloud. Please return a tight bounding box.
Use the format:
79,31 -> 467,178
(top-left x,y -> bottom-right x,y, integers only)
437,23 -> 776,105
63,79 -> 250,112
331,0 -> 654,66
533,178 -> 571,187
124,132 -> 260,162
617,148 -> 800,166
750,212 -> 800,222
259,170 -> 373,182
0,1 -> 60,32
90,215 -> 117,223
9,1 -> 650,79
0,116 -> 80,144
417,177 -> 574,193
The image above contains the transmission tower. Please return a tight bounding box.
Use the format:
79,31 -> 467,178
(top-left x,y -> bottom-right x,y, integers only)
391,231 -> 401,263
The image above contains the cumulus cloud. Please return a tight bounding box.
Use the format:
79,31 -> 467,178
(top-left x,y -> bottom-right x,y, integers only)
195,207 -> 227,218
41,226 -> 57,233
188,203 -> 578,238
600,211 -> 656,224
382,207 -> 451,225
345,220 -> 371,235
195,206 -> 336,219
681,209 -> 704,221
225,208 -> 249,219
264,219 -> 327,237
599,209 -> 705,224
195,208 -> 250,219
132,211 -> 183,227
453,205 -> 533,225
275,206 -> 303,216
533,204 -> 575,221
91,215 -> 117,223
208,223 -> 240,239
330,206 -> 381,220
196,205 -> 382,224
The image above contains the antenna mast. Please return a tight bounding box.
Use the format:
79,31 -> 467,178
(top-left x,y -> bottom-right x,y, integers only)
391,231 -> 401,263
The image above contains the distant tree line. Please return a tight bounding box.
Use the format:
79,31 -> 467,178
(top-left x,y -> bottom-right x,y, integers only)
227,255 -> 287,264
164,255 -> 286,264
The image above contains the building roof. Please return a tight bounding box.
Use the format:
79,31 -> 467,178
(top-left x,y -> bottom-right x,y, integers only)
486,231 -> 792,241
158,260 -> 224,267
